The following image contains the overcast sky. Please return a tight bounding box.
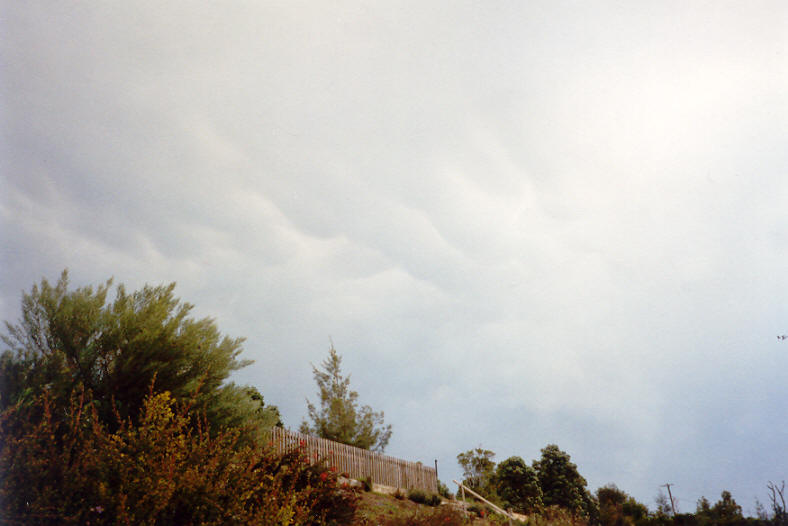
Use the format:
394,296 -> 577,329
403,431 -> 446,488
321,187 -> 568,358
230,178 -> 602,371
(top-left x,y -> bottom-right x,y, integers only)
2,1 -> 787,514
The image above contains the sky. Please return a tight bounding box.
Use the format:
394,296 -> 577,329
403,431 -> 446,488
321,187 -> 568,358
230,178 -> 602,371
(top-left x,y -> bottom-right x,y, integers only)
2,1 -> 787,515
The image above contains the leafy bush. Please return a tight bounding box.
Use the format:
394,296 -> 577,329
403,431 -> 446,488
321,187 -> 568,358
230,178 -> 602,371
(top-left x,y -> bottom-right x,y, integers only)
408,489 -> 427,504
393,488 -> 405,500
468,502 -> 487,517
360,475 -> 373,492
0,385 -> 358,525
438,479 -> 453,499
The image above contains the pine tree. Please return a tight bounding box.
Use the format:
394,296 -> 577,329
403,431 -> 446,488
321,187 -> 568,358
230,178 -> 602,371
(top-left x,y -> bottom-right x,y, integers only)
300,346 -> 391,452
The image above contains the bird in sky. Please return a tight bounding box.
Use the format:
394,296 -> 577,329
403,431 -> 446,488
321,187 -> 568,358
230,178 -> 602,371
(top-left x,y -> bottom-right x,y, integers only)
777,335 -> 787,340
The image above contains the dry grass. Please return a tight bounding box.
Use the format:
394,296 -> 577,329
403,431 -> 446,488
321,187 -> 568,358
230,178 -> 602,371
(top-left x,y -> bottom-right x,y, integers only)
352,491 -> 507,526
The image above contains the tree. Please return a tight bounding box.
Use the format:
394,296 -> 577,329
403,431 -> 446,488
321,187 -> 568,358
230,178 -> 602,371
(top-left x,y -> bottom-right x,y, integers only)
300,345 -> 391,452
598,484 -> 649,526
697,491 -> 744,526
0,271 -> 280,440
712,491 -> 743,523
533,444 -> 597,518
456,446 -> 496,496
768,481 -> 786,526
494,456 -> 543,513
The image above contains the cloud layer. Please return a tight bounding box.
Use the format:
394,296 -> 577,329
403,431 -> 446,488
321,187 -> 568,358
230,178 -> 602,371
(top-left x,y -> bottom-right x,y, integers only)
3,1 -> 787,512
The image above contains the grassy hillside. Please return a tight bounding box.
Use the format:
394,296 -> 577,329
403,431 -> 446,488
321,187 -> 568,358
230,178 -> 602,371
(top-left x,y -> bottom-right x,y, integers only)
352,491 -> 504,526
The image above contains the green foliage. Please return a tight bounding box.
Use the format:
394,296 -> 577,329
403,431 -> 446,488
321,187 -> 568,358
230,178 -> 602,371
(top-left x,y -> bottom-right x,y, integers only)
427,493 -> 443,506
457,446 -> 497,495
0,385 -> 357,525
360,475 -> 373,492
408,489 -> 428,504
695,491 -> 743,526
714,491 -> 743,523
438,479 -> 452,499
494,456 -> 543,514
0,271 -> 280,442
597,484 -> 649,526
467,502 -> 490,518
405,489 -> 439,506
300,345 -> 392,452
533,445 -> 596,519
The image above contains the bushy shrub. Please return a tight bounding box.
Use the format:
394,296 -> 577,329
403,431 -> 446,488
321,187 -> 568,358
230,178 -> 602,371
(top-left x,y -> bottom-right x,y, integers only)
438,479 -> 452,499
0,386 -> 358,525
360,475 -> 373,492
393,488 -> 405,500
408,489 -> 428,504
426,493 -> 443,506
468,502 -> 490,518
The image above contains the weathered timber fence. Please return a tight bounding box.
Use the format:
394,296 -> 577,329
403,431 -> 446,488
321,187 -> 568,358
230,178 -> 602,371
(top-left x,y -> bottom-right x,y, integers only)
270,427 -> 437,493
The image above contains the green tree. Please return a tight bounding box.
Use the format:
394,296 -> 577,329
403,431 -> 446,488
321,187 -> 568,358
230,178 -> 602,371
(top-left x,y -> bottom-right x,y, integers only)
300,345 -> 391,452
0,271 -> 280,440
598,484 -> 649,526
696,491 -> 746,526
493,456 -> 543,513
457,446 -> 496,496
713,491 -> 742,521
533,444 -> 597,518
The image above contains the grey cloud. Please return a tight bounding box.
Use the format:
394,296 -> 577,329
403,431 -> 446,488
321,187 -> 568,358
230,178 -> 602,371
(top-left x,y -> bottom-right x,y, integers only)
3,0 -> 788,514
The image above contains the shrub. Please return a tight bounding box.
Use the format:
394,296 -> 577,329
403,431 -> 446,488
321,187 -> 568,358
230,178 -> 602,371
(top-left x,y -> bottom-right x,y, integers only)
426,493 -> 443,506
0,385 -> 358,525
408,489 -> 428,504
360,475 -> 373,492
393,488 -> 405,500
438,479 -> 452,499
468,502 -> 489,517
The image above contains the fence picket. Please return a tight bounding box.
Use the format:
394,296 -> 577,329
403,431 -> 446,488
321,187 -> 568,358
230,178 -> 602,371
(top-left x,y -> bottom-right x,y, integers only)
268,427 -> 437,493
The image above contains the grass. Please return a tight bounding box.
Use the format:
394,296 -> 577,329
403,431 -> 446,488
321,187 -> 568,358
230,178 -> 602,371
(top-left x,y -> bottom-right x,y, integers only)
352,491 -> 511,526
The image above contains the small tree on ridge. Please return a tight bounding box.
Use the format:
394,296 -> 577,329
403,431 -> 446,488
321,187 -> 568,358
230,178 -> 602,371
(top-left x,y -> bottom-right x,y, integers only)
300,345 -> 392,452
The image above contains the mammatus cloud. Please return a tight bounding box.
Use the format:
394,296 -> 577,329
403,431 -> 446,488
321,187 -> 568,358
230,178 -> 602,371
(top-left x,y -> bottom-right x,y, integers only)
2,1 -> 787,513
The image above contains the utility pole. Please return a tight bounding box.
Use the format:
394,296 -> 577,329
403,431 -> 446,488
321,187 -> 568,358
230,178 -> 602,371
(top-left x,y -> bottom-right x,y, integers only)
662,484 -> 677,516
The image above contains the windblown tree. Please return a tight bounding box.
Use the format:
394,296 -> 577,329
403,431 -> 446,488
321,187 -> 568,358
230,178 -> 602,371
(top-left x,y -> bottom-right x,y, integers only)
0,271 -> 280,440
300,345 -> 391,452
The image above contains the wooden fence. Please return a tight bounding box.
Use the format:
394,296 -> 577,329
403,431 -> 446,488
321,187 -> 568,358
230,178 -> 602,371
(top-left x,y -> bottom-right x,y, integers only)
269,427 -> 437,493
